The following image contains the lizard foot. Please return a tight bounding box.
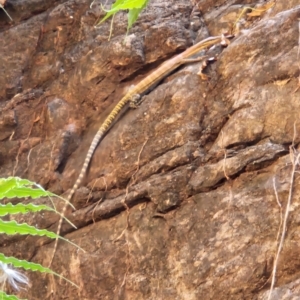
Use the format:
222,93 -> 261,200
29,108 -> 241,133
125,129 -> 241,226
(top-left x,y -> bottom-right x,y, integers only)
129,94 -> 142,108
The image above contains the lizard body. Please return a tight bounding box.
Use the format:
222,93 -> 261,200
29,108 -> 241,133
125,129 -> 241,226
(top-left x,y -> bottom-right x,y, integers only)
49,35 -> 230,266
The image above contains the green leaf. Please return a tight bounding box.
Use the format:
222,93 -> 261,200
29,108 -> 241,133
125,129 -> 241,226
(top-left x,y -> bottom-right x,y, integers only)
105,0 -> 125,11
120,0 -> 148,9
97,0 -> 126,25
0,220 -> 85,254
0,177 -> 30,195
3,187 -> 53,199
97,9 -> 117,25
97,0 -> 148,26
0,177 -> 54,199
127,8 -> 142,31
108,0 -> 147,11
0,177 -> 84,290
0,291 -> 23,300
0,220 -> 57,239
0,254 -> 79,288
0,253 -> 52,274
0,203 -> 54,217
0,177 -> 33,190
0,176 -> 76,211
127,0 -> 148,32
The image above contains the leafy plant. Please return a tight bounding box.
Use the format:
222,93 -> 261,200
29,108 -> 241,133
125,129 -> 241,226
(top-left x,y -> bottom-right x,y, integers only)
0,177 -> 79,299
95,0 -> 149,37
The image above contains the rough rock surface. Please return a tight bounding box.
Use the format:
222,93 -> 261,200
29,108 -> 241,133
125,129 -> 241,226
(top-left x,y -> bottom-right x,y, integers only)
1,0 -> 300,299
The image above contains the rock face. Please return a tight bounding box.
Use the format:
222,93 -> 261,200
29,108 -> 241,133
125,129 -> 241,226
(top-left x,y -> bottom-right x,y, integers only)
1,0 -> 300,299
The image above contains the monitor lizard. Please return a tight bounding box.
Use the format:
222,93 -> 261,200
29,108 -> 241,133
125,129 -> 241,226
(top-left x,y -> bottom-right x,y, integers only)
49,34 -> 232,267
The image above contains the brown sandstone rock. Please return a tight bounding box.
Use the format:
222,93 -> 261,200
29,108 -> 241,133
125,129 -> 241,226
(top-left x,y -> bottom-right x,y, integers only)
1,0 -> 300,299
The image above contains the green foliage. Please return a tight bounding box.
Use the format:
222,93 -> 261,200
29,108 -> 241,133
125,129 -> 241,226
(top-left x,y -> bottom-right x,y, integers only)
0,291 -> 22,300
0,177 -> 55,199
127,4 -> 147,32
0,177 -> 79,298
0,254 -> 53,275
96,0 -> 149,34
0,220 -> 57,238
0,203 -> 53,217
0,254 -> 77,288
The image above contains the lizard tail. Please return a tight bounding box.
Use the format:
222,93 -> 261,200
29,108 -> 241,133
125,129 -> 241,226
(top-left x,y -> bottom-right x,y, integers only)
48,129 -> 104,267
49,97 -> 130,267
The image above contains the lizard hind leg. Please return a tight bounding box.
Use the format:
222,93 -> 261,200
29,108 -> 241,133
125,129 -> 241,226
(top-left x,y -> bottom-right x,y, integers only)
129,94 -> 142,108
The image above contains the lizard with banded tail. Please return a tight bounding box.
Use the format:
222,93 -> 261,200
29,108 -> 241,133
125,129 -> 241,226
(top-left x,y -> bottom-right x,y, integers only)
48,34 -> 232,267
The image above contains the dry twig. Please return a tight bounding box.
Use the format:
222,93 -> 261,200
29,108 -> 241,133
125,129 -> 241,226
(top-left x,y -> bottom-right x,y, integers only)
268,123 -> 299,299
293,19 -> 300,93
